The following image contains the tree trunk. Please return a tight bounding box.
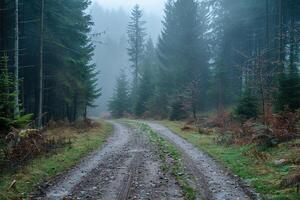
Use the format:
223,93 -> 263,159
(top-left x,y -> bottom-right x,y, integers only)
265,0 -> 270,48
38,0 -> 44,128
73,94 -> 77,121
0,0 -> 5,50
14,0 -> 20,118
289,13 -> 295,69
278,0 -> 284,73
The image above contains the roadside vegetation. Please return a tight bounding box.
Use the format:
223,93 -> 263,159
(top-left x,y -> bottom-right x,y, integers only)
137,122 -> 197,200
161,120 -> 300,200
1,1 -> 105,199
0,120 -> 112,200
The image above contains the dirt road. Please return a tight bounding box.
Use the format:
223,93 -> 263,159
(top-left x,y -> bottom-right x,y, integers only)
36,122 -> 183,200
35,121 -> 259,200
146,122 -> 260,200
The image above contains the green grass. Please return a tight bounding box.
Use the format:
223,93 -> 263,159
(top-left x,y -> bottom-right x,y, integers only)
160,120 -> 300,200
0,121 -> 113,200
137,122 -> 197,200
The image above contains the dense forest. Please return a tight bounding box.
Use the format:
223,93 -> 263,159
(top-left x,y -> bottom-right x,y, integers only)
1,0 -> 300,199
109,0 -> 300,121
0,0 -> 100,131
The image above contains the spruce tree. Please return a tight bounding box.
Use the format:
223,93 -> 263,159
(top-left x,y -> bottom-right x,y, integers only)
135,67 -> 153,116
134,39 -> 156,116
127,4 -> 147,91
235,88 -> 259,120
108,71 -> 130,118
276,67 -> 300,111
0,54 -> 15,131
0,53 -> 32,132
157,0 -> 209,115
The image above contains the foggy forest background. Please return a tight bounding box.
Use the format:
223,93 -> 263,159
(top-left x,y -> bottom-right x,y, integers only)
0,0 -> 300,128
89,3 -> 162,115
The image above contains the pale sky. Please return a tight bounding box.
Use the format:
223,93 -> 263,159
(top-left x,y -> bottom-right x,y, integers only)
92,0 -> 166,16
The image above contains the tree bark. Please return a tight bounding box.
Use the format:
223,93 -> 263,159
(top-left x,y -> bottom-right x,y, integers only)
14,0 -> 20,118
278,0 -> 284,73
38,0 -> 44,128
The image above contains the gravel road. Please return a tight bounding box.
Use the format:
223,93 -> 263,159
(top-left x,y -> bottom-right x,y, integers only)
35,122 -> 183,200
146,122 -> 260,200
34,121 -> 260,200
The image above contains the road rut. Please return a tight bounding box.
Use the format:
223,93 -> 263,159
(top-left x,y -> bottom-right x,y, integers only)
36,122 -> 183,200
146,122 -> 260,200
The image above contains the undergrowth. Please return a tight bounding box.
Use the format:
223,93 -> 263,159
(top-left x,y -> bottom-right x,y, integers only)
161,120 -> 300,200
0,121 -> 113,200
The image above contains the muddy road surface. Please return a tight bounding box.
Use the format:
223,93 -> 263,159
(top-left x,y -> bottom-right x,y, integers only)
35,121 -> 259,200
146,122 -> 260,200
36,122 -> 183,200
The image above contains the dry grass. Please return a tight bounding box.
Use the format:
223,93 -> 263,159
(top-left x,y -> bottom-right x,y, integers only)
0,120 -> 112,200
160,120 -> 300,200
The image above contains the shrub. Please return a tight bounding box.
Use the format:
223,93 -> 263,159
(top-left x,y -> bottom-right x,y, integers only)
235,88 -> 259,120
169,97 -> 188,121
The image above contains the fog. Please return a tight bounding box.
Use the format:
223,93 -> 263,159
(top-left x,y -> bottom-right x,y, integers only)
92,0 -> 165,17
88,1 -> 164,116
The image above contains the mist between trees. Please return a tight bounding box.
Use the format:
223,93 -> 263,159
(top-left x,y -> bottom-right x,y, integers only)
108,0 -> 300,121
1,0 -> 300,132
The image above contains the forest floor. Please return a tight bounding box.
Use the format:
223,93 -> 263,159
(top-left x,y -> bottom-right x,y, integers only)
160,120 -> 300,200
0,121 -> 113,200
32,120 -> 258,200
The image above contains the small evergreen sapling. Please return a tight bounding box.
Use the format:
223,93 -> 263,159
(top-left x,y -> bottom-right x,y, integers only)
0,54 -> 32,133
235,88 -> 259,120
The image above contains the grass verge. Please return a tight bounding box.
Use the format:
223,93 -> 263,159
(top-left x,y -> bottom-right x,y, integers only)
160,120 -> 300,200
137,122 -> 196,200
0,121 -> 113,200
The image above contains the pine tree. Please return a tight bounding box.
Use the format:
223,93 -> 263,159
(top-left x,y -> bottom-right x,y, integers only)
157,0 -> 209,115
276,67 -> 300,112
108,71 -> 130,118
127,4 -> 147,90
0,53 -> 32,133
0,54 -> 15,131
235,88 -> 259,120
134,39 -> 156,116
135,67 -> 153,116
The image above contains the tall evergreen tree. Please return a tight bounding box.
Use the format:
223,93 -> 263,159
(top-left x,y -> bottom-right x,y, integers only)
157,0 -> 209,116
127,4 -> 147,90
0,0 -> 100,125
134,39 -> 157,116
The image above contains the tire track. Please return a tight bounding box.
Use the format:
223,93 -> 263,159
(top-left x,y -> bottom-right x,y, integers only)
117,153 -> 142,200
146,121 -> 261,200
35,121 -> 183,200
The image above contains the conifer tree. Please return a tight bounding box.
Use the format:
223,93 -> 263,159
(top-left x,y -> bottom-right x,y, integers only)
157,0 -> 209,115
108,71 -> 130,118
276,66 -> 300,111
127,4 -> 146,90
235,88 -> 259,120
0,54 -> 15,130
134,39 -> 156,116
